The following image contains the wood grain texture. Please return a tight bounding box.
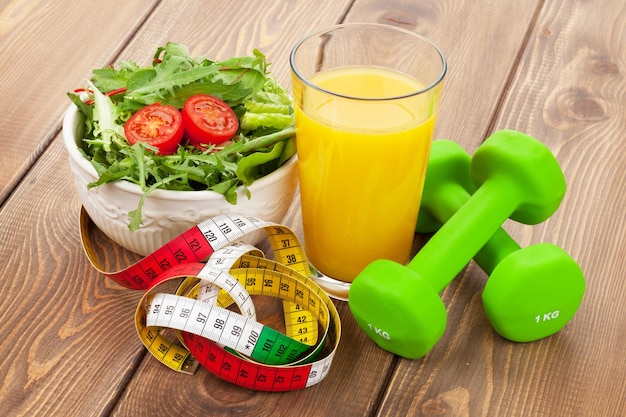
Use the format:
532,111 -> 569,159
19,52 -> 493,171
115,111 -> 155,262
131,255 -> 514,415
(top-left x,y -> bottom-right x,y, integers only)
1,0 -> 625,415
0,0 -> 159,205
487,1 -> 626,415
91,0 -> 353,93
0,139 -> 146,417
376,0 -> 626,416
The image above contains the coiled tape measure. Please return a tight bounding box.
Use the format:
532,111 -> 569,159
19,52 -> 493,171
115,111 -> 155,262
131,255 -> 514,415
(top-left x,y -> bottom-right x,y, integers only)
79,207 -> 341,391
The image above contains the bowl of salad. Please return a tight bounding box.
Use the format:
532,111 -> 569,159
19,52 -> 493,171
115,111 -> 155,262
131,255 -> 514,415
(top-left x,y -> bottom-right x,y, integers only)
63,43 -> 299,256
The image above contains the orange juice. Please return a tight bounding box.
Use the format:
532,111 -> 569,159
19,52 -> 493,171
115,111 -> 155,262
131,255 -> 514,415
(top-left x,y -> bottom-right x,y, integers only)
294,66 -> 438,282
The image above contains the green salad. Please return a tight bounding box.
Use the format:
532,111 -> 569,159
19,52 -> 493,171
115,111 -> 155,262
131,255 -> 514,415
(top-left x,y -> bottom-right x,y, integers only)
68,42 -> 295,231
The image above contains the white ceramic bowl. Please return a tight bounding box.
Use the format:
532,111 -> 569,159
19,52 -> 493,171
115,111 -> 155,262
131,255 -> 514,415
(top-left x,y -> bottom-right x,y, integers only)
63,104 -> 299,256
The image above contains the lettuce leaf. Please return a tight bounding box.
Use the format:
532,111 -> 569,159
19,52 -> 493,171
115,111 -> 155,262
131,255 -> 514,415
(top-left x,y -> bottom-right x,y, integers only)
88,82 -> 125,152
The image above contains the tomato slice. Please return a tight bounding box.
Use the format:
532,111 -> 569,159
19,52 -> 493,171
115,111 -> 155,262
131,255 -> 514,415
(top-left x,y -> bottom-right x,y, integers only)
182,94 -> 239,147
124,103 -> 184,155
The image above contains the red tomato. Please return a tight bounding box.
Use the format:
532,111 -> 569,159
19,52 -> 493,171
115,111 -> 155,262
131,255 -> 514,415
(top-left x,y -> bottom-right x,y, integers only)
124,103 -> 184,155
182,94 -> 239,147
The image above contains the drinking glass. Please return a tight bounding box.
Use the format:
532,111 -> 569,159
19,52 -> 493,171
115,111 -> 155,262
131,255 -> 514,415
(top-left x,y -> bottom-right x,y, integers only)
290,23 -> 446,299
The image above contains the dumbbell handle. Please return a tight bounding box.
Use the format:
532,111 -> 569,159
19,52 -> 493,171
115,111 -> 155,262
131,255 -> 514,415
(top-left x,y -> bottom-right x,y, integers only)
406,131 -> 566,293
408,171 -> 526,294
423,180 -> 521,275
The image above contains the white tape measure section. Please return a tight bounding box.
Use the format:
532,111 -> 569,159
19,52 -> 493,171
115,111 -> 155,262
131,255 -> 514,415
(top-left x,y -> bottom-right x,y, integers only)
198,216 -> 271,249
147,292 -> 263,358
193,263 -> 256,320
200,242 -> 263,305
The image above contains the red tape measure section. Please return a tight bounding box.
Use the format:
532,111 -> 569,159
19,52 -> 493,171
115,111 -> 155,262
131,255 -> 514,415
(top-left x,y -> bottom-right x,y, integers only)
80,207 -> 214,290
182,332 -> 313,391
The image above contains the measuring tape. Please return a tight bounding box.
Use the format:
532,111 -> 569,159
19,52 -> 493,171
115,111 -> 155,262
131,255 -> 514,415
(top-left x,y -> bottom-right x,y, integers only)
79,207 -> 341,391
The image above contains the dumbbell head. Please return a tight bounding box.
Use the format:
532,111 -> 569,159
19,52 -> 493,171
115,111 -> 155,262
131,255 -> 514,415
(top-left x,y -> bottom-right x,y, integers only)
471,130 -> 566,224
483,243 -> 585,342
348,259 -> 447,359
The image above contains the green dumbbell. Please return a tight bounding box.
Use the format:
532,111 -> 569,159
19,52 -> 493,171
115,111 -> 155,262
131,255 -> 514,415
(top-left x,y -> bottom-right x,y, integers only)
416,139 -> 585,342
348,130 -> 566,358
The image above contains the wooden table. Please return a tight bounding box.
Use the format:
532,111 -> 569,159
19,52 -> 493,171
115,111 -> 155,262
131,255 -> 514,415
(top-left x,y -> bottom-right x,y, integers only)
1,1 -> 624,416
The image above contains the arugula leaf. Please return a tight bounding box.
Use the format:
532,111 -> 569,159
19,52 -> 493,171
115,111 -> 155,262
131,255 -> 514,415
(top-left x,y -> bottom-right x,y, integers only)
123,60 -> 221,106
92,61 -> 141,92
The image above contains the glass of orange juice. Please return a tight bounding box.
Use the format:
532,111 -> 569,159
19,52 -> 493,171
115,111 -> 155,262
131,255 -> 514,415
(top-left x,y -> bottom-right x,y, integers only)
290,23 -> 446,299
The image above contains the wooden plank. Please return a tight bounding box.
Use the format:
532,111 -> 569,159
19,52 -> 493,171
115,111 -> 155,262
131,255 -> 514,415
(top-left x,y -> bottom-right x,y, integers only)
0,3 -> 164,415
0,0 -> 159,205
487,0 -> 626,415
0,138 -> 148,416
376,0 -> 626,416
89,0 -> 353,91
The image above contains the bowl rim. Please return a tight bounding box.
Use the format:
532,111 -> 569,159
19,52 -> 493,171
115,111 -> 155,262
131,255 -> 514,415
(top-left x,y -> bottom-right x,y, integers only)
62,103 -> 298,201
